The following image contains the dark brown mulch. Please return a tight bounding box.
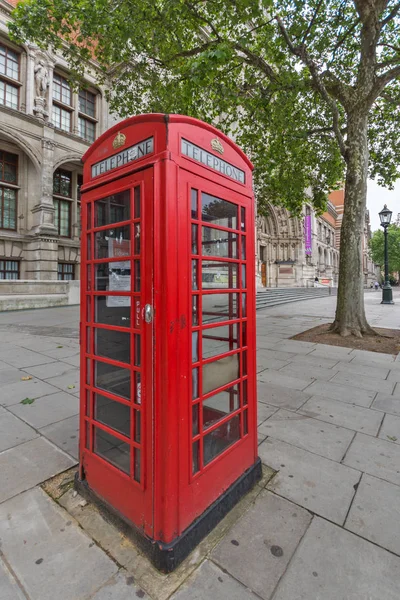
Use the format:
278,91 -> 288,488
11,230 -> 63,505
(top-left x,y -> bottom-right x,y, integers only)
291,323 -> 400,355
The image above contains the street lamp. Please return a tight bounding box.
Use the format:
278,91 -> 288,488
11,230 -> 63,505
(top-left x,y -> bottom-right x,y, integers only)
379,204 -> 394,305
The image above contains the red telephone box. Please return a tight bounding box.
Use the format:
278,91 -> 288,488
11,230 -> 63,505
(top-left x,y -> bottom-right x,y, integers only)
77,114 -> 260,571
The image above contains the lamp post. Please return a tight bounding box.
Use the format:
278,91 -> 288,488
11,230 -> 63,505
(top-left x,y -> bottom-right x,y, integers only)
379,204 -> 394,305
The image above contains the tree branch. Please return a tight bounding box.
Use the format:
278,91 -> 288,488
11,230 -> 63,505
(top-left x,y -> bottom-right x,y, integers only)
301,0 -> 324,45
232,43 -> 277,80
276,16 -> 348,161
381,2 -> 400,26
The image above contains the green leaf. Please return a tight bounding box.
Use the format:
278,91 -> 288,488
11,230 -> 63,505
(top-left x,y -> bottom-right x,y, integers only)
20,397 -> 35,405
67,385 -> 75,389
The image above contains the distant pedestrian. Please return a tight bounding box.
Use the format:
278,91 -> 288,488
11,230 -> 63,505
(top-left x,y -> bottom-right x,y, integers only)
374,281 -> 379,290
315,276 -> 319,283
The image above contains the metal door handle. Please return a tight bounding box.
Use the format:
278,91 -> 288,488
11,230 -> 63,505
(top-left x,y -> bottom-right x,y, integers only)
144,304 -> 153,323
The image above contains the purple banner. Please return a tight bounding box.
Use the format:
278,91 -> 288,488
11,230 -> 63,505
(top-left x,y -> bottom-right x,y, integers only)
304,215 -> 312,256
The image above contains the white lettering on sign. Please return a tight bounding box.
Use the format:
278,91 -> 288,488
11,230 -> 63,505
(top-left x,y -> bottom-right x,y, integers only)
92,137 -> 154,178
181,139 -> 245,184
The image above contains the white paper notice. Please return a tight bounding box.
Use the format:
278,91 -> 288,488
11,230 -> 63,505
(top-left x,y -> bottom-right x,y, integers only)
106,271 -> 131,307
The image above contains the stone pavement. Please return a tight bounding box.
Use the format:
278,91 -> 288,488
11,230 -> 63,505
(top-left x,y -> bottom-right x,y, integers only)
1,292 -> 400,598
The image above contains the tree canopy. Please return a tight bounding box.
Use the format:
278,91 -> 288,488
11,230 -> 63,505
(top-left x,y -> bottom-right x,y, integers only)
369,224 -> 400,274
10,0 -> 400,335
8,0 -> 398,214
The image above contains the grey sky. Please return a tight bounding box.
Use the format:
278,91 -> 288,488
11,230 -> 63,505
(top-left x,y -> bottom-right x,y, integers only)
367,179 -> 400,233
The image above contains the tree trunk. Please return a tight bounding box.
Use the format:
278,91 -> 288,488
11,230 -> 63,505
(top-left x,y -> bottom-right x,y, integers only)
331,112 -> 376,337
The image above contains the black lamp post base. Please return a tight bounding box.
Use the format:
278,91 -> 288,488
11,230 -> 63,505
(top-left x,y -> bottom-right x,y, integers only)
381,285 -> 394,304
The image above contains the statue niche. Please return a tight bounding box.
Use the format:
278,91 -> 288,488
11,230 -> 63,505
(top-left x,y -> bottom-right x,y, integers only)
34,60 -> 50,120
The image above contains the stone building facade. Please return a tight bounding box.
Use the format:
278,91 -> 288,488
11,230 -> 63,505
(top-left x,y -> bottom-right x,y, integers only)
256,198 -> 340,288
0,0 -> 117,283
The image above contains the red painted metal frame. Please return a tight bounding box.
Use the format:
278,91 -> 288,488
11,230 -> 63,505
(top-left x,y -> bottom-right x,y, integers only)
80,114 -> 257,545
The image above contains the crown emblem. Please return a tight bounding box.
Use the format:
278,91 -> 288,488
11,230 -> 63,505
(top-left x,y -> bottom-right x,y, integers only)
211,138 -> 224,154
112,132 -> 126,149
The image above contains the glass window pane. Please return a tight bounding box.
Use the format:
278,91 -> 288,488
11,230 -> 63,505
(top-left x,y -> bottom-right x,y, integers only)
241,207 -> 245,231
192,295 -> 199,326
134,223 -> 140,254
94,393 -> 130,437
191,189 -> 198,219
192,440 -> 200,474
94,261 -> 131,292
94,427 -> 130,474
202,227 -> 238,258
192,331 -> 198,363
202,353 -> 240,396
192,260 -> 198,290
203,415 -> 240,466
192,404 -> 199,436
201,193 -> 237,228
192,367 -> 199,400
94,295 -> 131,327
201,261 -> 238,289
134,448 -> 141,482
192,224 -> 198,254
95,328 -> 130,363
202,324 -> 239,359
241,236 -> 246,259
203,384 -> 239,430
134,410 -> 141,443
95,361 -> 130,400
134,261 -> 140,292
134,186 -> 140,218
95,190 -> 130,226
202,293 -> 239,324
95,225 -> 130,259
134,334 -> 141,367
134,371 -> 141,405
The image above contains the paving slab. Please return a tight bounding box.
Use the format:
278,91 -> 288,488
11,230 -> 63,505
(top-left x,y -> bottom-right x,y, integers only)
349,349 -> 396,365
40,414 -> 79,459
170,560 -> 259,600
329,370 -> 394,394
272,516 -> 400,600
260,438 -> 360,524
387,371 -> 400,385
0,437 -> 75,503
257,357 -> 289,374
0,410 -> 38,451
379,413 -> 400,445
258,370 -> 311,391
0,487 -> 117,600
272,340 -> 316,354
91,571 -> 149,599
257,381 -> 311,410
257,402 -> 278,425
0,367 -> 32,386
41,346 -> 81,360
346,473 -> 400,555
24,360 -> 75,380
257,348 -> 297,363
371,393 -> 400,416
8,390 -> 79,429
392,383 -> 400,397
259,409 -> 353,461
306,345 -> 354,362
0,378 -> 61,407
0,348 -> 56,368
303,380 -> 376,407
61,353 -> 80,367
289,353 -> 339,369
212,491 -> 312,600
45,370 -> 80,394
335,360 -> 390,380
299,396 -> 383,436
278,363 -> 337,382
343,433 -> 400,486
0,557 -> 26,600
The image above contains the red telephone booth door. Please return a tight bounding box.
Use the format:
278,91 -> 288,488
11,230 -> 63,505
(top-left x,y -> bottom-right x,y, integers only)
80,168 -> 154,536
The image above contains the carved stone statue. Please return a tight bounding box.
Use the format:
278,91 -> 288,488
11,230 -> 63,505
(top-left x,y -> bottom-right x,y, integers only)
34,60 -> 49,99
